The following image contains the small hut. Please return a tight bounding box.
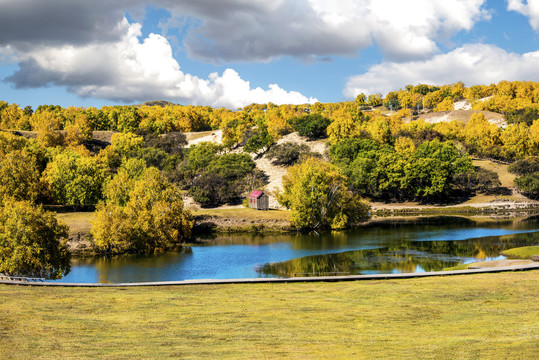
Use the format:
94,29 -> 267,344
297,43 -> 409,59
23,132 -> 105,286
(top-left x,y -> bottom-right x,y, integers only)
248,190 -> 269,210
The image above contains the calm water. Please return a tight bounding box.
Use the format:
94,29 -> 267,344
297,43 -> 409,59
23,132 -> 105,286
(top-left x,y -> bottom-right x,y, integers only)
56,215 -> 539,283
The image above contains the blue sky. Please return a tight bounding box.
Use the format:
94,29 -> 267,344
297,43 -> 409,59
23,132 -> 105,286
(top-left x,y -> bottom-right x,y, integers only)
1,0 -> 539,109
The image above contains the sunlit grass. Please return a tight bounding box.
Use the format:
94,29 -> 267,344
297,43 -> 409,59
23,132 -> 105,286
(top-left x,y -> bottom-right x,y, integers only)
1,271 -> 537,359
55,212 -> 94,234
472,158 -> 515,189
193,207 -> 291,221
502,246 -> 539,259
184,130 -> 217,141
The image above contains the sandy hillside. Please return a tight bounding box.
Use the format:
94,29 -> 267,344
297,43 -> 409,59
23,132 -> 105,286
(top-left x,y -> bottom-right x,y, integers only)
412,109 -> 506,127
183,130 -> 328,209
185,129 -> 223,146
453,100 -> 472,110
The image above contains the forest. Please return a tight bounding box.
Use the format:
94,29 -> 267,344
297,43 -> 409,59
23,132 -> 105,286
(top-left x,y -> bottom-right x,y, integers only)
2,80 -> 539,278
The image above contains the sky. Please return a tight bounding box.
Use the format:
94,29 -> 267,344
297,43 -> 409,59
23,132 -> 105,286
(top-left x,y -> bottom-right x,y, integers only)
1,0 -> 539,110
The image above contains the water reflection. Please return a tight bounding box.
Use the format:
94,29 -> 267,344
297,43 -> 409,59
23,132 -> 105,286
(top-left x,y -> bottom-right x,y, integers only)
257,231 -> 539,277
57,215 -> 539,283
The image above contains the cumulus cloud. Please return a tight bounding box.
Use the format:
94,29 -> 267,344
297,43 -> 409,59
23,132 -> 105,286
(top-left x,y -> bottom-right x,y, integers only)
344,44 -> 539,97
507,0 -> 539,31
4,19 -> 316,108
162,0 -> 490,62
0,0 -> 493,107
0,0 -> 491,63
0,0 -> 138,49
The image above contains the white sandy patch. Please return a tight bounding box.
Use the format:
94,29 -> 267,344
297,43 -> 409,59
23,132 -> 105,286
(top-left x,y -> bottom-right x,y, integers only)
257,132 -> 328,208
185,129 -> 223,147
453,100 -> 471,110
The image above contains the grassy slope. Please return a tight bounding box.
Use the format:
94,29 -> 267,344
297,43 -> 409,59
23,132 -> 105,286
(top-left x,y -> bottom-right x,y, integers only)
472,159 -> 515,189
1,271 -> 538,359
502,246 -> 539,259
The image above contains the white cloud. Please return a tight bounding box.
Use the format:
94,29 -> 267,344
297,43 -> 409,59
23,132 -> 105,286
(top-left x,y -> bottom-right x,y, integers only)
5,19 -> 317,109
344,44 -> 539,97
163,0 -> 490,62
507,0 -> 539,31
0,0 -> 491,63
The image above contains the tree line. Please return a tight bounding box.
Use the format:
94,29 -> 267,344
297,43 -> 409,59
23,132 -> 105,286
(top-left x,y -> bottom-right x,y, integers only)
3,80 -> 539,278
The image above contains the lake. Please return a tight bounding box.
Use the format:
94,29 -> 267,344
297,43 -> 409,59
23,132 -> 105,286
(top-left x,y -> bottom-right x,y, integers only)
56,215 -> 539,283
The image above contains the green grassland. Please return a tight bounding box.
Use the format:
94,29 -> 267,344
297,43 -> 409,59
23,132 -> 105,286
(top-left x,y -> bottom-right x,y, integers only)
502,246 -> 539,259
1,271 -> 538,359
193,207 -> 291,221
55,211 -> 95,234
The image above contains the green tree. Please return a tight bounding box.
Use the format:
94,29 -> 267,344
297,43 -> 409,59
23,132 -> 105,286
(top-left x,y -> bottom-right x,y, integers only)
514,173 -> 539,199
243,125 -> 274,155
278,157 -> 369,230
0,150 -> 42,202
189,153 -> 256,207
42,151 -> 108,206
0,198 -> 70,279
289,114 -> 331,139
186,142 -> 223,170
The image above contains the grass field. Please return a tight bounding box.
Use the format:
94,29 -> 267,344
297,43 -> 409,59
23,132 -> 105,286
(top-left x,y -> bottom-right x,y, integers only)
193,207 -> 291,221
472,158 -> 515,189
502,246 -> 539,259
1,271 -> 538,359
55,212 -> 95,234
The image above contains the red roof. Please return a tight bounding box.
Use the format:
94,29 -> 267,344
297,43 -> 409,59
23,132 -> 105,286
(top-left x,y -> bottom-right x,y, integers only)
249,191 -> 264,199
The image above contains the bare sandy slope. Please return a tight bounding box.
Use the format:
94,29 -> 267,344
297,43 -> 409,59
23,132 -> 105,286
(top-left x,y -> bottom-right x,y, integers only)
412,109 -> 507,127
183,130 -> 327,209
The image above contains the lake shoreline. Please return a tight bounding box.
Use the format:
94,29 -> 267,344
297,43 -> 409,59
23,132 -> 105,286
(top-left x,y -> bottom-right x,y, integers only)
66,204 -> 539,257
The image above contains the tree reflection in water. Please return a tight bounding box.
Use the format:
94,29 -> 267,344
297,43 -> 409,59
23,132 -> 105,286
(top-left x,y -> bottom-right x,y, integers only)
256,231 -> 539,277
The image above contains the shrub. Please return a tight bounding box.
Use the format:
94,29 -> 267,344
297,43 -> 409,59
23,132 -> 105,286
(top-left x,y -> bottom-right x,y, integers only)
514,173 -> 539,199
453,168 -> 501,194
508,157 -> 539,176
265,142 -> 311,166
289,114 -> 331,139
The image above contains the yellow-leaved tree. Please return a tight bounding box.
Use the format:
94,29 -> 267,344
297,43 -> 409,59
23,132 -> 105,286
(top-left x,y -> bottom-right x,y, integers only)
501,123 -> 529,159
31,110 -> 64,147
435,97 -> 454,111
0,198 -> 70,279
277,157 -> 369,230
464,113 -> 501,157
327,107 -> 361,144
92,165 -> 193,255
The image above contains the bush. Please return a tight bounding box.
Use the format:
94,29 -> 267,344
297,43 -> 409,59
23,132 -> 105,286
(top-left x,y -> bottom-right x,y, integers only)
144,132 -> 186,155
452,168 -> 501,194
265,142 -> 311,166
289,114 -> 331,139
188,153 -> 256,207
506,108 -> 539,126
514,173 -> 539,199
508,157 -> 539,176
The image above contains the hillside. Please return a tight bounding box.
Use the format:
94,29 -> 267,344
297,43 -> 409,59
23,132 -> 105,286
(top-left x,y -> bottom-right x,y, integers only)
184,130 -> 327,209
412,109 -> 506,127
